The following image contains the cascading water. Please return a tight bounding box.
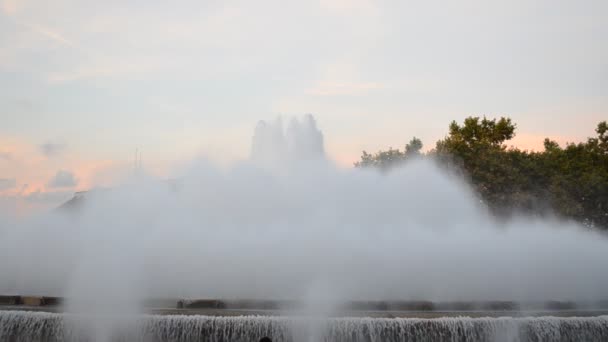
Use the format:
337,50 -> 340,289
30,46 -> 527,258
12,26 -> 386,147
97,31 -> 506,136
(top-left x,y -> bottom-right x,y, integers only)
1,311 -> 608,342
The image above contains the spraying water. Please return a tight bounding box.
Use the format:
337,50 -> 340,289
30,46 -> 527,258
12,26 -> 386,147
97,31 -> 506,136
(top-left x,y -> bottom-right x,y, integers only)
1,115 -> 608,341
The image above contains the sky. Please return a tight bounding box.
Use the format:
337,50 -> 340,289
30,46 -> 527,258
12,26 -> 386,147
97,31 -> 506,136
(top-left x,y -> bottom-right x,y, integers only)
1,0 -> 607,212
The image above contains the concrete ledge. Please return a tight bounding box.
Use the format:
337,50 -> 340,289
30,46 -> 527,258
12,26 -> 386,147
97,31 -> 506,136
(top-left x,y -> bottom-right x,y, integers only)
0,296 -> 606,312
178,299 -> 226,309
177,299 -> 586,312
10,296 -> 62,307
0,296 -> 21,305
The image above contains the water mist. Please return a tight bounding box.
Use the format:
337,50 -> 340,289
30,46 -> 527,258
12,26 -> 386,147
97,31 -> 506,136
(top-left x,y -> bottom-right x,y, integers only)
1,115 -> 608,341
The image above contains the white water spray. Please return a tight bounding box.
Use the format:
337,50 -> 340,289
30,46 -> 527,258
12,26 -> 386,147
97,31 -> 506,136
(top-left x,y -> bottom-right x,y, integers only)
1,115 -> 608,341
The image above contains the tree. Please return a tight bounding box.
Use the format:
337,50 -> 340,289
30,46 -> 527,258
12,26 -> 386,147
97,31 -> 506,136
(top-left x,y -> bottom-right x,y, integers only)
436,116 -> 515,152
434,116 -> 518,210
540,123 -> 608,227
405,137 -> 423,156
595,121 -> 608,152
355,117 -> 608,229
354,137 -> 424,170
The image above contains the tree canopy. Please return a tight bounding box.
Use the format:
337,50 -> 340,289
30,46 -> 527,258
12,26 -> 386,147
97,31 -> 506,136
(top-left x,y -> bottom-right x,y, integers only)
354,137 -> 423,170
356,117 -> 608,229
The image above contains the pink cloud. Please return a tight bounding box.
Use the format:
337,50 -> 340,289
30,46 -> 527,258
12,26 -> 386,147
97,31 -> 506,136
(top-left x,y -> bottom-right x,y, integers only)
0,0 -> 19,15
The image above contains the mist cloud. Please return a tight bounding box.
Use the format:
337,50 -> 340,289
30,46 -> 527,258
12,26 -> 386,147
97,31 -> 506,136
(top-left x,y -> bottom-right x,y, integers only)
47,170 -> 77,188
1,116 -> 607,308
24,189 -> 73,204
39,142 -> 66,157
0,178 -> 16,191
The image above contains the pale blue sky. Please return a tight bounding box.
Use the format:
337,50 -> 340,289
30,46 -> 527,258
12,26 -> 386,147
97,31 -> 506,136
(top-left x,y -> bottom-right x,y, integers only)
1,0 -> 607,207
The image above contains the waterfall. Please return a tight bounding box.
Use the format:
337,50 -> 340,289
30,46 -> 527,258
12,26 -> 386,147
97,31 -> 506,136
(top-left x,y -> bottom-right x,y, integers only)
2,311 -> 607,342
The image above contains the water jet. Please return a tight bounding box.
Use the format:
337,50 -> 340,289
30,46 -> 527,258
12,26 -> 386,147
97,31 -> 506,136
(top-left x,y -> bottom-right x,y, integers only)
1,116 -> 608,341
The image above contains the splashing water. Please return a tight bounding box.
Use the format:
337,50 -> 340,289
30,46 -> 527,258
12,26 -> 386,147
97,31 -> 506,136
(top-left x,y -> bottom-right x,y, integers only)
1,115 -> 608,341
1,311 -> 608,342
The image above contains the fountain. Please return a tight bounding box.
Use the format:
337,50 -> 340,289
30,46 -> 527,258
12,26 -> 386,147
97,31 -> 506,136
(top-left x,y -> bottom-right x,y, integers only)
1,115 -> 608,341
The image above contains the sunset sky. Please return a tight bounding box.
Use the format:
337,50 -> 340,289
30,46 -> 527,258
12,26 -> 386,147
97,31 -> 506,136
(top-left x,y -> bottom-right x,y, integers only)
1,0 -> 607,213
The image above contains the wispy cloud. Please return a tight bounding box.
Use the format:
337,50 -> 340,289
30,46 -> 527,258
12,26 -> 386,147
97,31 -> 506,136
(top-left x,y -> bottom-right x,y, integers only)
46,66 -> 125,84
24,23 -> 74,47
45,58 -> 162,84
306,60 -> 385,96
319,0 -> 378,14
39,141 -> 66,157
306,81 -> 384,96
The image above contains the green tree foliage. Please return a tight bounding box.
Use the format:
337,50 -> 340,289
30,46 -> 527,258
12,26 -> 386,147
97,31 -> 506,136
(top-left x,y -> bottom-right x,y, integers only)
356,118 -> 608,229
354,137 -> 423,170
537,122 -> 608,227
405,137 -> 423,156
434,117 -> 519,211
